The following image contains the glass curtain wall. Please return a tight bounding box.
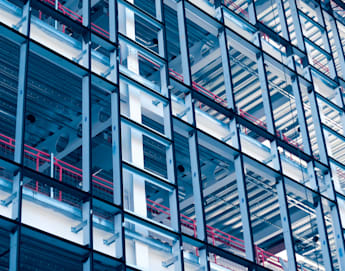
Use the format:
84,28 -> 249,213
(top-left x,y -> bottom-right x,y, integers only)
0,0 -> 345,270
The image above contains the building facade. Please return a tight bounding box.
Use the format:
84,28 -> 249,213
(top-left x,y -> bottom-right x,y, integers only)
0,0 -> 345,270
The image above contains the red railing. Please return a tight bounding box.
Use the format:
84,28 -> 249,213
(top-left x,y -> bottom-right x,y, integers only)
146,187 -> 311,270
331,0 -> 345,17
224,0 -> 249,18
239,109 -> 302,151
11,2 -> 334,269
0,130 -> 326,270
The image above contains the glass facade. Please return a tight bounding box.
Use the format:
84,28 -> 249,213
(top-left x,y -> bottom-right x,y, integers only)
0,0 -> 345,270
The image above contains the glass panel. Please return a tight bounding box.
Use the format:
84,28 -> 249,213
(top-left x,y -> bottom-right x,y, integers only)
118,0 -> 162,55
130,0 -> 157,20
164,1 -> 186,85
306,42 -> 331,77
239,123 -> 275,167
90,0 -> 110,40
323,127 -> 345,165
265,62 -> 304,151
170,84 -> 193,124
123,166 -> 173,228
223,7 -> 255,42
30,4 -> 87,68
91,79 -> 115,202
91,35 -> 117,82
228,35 -> 267,130
188,0 -> 216,17
194,100 -> 232,145
244,162 -> 288,270
21,171 -> 89,245
119,38 -> 165,95
223,0 -> 249,21
41,0 -> 83,24
0,36 -> 19,162
255,0 -> 284,37
285,179 -> 327,270
337,195 -> 345,230
93,252 -> 123,270
20,227 -> 87,270
92,199 -> 122,258
0,0 -> 26,33
0,158 -> 19,220
299,14 -> 324,49
296,0 -> 320,23
25,51 -> 83,188
198,141 -> 245,258
173,125 -> 200,239
299,81 -> 321,160
317,96 -> 343,134
186,10 -> 227,107
321,197 -> 339,269
120,77 -> 170,137
121,120 -> 172,181
209,251 -> 248,271
183,237 -> 207,271
279,146 -> 309,186
0,220 -> 10,270
124,217 -> 179,270
331,162 -> 345,196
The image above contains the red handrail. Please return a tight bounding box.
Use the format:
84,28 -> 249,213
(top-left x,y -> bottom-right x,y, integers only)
0,132 -> 321,270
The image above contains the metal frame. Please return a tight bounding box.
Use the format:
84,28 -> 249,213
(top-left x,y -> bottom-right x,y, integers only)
0,0 -> 345,270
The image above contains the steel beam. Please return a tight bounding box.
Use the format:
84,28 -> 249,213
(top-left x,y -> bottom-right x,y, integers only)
177,0 -> 192,86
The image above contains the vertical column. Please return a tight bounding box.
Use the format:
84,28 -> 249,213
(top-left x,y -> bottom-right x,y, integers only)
276,177 -> 298,271
328,194 -> 345,270
256,36 -> 299,270
119,1 -> 150,269
275,5 -> 306,269
111,91 -> 125,259
287,0 -> 305,52
82,0 -> 93,269
290,76 -> 312,155
256,52 -> 275,135
315,6 -> 337,79
217,13 -> 255,261
187,128 -> 209,271
275,0 -> 290,41
316,9 -> 345,269
307,87 -> 328,164
176,2 -> 208,269
324,14 -> 345,270
248,2 -> 300,267
287,0 -> 311,81
109,0 -> 118,86
307,162 -> 334,271
109,0 -> 121,207
247,0 -> 256,25
106,0 -> 125,261
308,85 -> 335,271
10,1 -> 31,270
287,2 -> 335,269
177,0 -> 192,87
327,15 -> 345,82
159,1 -> 183,270
326,13 -> 345,136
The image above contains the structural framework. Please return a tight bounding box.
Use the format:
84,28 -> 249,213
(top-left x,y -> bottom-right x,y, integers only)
0,0 -> 345,270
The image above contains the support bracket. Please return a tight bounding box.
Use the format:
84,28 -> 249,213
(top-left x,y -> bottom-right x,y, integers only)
0,192 -> 17,207
162,256 -> 178,268
103,233 -> 119,246
71,220 -> 87,233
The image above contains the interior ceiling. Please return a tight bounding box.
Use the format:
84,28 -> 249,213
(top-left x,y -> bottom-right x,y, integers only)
0,0 -> 343,269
